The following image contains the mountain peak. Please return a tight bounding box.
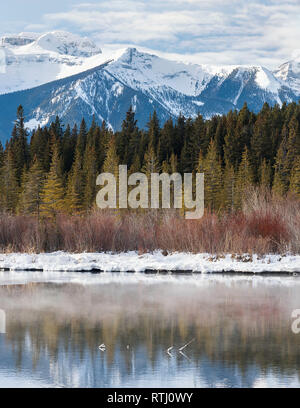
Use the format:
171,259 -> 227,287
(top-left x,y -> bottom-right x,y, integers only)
33,31 -> 102,57
274,51 -> 300,95
0,31 -> 102,57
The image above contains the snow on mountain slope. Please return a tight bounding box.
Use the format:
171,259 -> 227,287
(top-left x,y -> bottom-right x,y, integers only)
0,32 -> 299,142
0,30 -> 296,104
274,50 -> 300,96
0,61 -> 177,141
0,31 -> 102,94
106,47 -> 216,96
31,31 -> 101,57
104,48 -> 293,116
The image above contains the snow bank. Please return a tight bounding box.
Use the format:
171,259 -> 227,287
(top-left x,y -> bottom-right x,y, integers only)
0,251 -> 300,274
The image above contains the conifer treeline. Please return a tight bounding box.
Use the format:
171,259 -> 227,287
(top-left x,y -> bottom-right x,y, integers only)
0,101 -> 300,216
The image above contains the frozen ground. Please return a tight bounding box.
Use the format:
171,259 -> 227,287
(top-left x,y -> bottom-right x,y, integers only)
0,251 -> 300,275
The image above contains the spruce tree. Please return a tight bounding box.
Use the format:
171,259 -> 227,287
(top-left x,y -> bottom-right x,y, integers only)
158,118 -> 174,163
142,144 -> 160,177
222,161 -> 236,212
129,155 -> 141,175
251,103 -> 272,172
191,114 -> 206,165
118,106 -> 138,165
64,120 -> 91,214
260,158 -> 272,188
20,157 -> 45,216
62,124 -> 74,174
0,141 -> 4,168
0,148 -> 19,213
102,136 -> 119,175
10,105 -> 29,183
147,111 -> 160,150
272,143 -> 288,196
224,110 -> 239,168
203,139 -> 223,211
65,148 -> 85,214
30,126 -> 49,170
235,147 -> 254,209
101,136 -> 120,209
170,153 -> 178,174
289,156 -> 300,197
40,145 -> 65,217
83,143 -> 98,211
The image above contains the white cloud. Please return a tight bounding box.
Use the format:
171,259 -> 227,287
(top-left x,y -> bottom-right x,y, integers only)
30,1 -> 300,68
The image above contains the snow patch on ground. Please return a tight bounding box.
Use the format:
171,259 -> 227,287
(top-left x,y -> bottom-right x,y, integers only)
0,251 -> 300,274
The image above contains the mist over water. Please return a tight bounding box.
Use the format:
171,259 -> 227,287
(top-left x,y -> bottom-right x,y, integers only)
0,274 -> 299,388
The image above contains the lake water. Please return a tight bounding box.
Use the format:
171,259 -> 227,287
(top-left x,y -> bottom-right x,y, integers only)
0,272 -> 299,388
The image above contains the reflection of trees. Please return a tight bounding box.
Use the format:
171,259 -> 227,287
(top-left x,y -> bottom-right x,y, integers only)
1,281 -> 300,383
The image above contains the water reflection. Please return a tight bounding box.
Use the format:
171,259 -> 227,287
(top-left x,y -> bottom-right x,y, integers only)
0,275 -> 299,388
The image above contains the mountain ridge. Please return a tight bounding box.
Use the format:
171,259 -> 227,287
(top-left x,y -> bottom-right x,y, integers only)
0,31 -> 299,142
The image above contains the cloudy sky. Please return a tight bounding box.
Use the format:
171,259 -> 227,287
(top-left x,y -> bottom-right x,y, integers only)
1,0 -> 300,68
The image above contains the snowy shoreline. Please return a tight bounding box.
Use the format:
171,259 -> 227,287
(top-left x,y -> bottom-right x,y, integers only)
0,251 -> 300,275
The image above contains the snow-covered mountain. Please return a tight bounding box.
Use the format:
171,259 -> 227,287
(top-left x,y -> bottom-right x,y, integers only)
0,31 -> 299,142
105,48 -> 296,116
0,31 -> 102,94
274,50 -> 300,96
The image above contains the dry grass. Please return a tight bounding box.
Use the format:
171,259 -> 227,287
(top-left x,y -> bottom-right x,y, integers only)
0,188 -> 299,254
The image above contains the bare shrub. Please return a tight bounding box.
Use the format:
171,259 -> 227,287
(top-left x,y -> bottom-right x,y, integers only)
0,189 -> 299,255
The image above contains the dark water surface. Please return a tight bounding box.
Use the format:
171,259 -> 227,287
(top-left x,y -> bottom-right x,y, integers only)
0,272 -> 299,388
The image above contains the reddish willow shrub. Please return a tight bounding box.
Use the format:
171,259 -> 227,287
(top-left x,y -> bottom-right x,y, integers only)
0,190 -> 299,254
